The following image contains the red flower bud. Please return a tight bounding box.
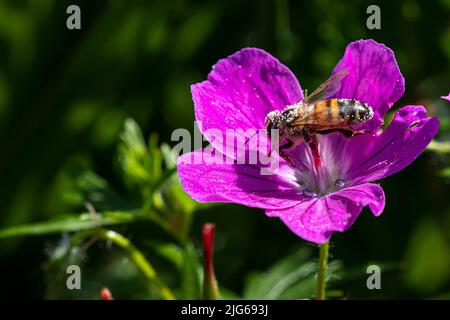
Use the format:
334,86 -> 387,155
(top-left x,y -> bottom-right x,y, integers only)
100,287 -> 114,300
202,223 -> 219,300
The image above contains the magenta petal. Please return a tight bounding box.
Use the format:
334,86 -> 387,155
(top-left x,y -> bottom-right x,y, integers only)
192,48 -> 303,156
442,93 -> 450,102
177,149 -> 304,209
344,105 -> 439,185
332,39 -> 404,131
332,183 -> 385,217
266,184 -> 385,244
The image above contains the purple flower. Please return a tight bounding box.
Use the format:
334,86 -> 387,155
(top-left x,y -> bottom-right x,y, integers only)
442,93 -> 450,102
177,39 -> 439,244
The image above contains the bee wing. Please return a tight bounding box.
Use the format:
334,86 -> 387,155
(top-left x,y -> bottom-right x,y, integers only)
303,68 -> 349,105
291,102 -> 331,127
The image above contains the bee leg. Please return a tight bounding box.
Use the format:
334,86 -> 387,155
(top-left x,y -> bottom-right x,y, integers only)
350,129 -> 371,136
303,129 -> 321,167
339,129 -> 354,137
279,140 -> 295,166
280,152 -> 295,166
317,128 -> 354,137
309,134 -> 321,166
280,140 -> 294,150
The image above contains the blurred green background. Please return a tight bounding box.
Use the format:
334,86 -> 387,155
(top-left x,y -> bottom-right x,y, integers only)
0,0 -> 449,299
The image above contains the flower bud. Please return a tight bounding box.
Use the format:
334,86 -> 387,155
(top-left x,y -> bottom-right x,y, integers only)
202,223 -> 219,300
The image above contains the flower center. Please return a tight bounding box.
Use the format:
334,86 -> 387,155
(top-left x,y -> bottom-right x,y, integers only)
286,135 -> 347,197
295,165 -> 343,197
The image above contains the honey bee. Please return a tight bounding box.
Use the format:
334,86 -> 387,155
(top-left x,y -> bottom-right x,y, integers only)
264,69 -> 374,166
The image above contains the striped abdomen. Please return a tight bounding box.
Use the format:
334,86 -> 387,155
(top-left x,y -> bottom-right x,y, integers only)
312,98 -> 373,126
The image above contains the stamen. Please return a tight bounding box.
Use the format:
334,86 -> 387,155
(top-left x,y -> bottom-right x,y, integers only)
309,134 -> 322,168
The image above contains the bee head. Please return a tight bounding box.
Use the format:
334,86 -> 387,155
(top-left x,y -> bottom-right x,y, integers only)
265,110 -> 281,137
352,103 -> 374,124
359,104 -> 374,122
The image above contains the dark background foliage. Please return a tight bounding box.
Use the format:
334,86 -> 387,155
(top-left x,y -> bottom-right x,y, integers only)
0,0 -> 449,299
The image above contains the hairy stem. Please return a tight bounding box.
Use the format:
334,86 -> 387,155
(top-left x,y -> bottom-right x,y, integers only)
76,228 -> 175,300
315,241 -> 329,300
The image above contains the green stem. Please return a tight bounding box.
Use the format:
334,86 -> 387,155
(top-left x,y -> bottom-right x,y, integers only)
76,229 -> 175,300
315,241 -> 329,300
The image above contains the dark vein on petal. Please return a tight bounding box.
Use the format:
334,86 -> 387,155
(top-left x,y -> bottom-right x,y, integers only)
323,197 -> 335,226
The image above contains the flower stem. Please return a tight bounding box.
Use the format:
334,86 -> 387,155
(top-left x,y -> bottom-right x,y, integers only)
76,229 -> 175,300
315,241 -> 329,300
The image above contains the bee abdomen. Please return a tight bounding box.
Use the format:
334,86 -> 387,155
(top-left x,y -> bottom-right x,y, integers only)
337,99 -> 373,124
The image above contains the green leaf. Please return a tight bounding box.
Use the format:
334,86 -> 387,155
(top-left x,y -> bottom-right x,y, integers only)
276,261 -> 342,299
122,119 -> 147,153
117,118 -> 159,190
179,243 -> 202,299
140,143 -> 201,240
146,241 -> 184,268
75,170 -> 132,210
0,211 -> 140,239
160,143 -> 176,170
243,248 -> 344,300
244,248 -> 313,299
44,156 -> 131,213
45,157 -> 131,212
